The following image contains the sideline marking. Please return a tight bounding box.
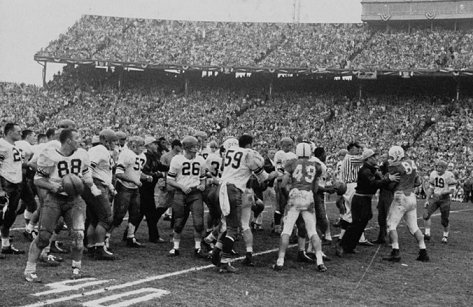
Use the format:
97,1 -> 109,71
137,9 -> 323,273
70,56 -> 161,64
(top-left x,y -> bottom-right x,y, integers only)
23,247 -> 284,307
34,278 -> 112,296
82,288 -> 170,307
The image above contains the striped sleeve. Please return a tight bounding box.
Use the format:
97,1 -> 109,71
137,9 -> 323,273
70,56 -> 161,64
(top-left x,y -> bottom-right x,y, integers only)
166,156 -> 179,181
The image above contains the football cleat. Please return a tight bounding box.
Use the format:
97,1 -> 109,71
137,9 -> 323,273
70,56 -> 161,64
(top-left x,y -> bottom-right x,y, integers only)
94,246 -> 116,261
39,253 -> 63,267
382,249 -> 401,262
242,253 -> 255,267
194,248 -> 207,259
441,236 -> 448,244
317,264 -> 328,272
126,238 -> 144,248
50,241 -> 68,254
2,245 -> 25,255
71,267 -> 89,280
219,262 -> 237,274
168,248 -> 180,257
211,247 -> 222,266
306,252 -> 316,260
272,264 -> 283,271
104,237 -> 111,250
201,238 -> 213,251
23,230 -> 37,242
24,272 -> 42,283
359,240 -> 374,247
297,251 -> 315,263
416,249 -> 430,262
149,237 -> 166,244
424,234 -> 431,241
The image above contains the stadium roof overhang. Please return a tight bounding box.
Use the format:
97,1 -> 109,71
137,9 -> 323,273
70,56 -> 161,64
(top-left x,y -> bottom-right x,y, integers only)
34,55 -> 473,78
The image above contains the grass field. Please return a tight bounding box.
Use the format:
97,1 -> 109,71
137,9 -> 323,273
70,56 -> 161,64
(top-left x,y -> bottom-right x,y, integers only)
1,199 -> 472,307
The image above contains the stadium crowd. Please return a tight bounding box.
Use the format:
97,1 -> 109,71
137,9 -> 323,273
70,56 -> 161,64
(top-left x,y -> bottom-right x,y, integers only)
36,15 -> 473,70
2,77 -> 473,187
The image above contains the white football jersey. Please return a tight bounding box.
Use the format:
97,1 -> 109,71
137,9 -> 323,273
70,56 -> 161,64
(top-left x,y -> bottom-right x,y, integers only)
220,147 -> 267,191
167,154 -> 206,188
35,147 -> 91,196
429,170 -> 456,195
206,152 -> 223,178
88,144 -> 114,186
30,140 -> 61,166
200,147 -> 211,160
274,150 -> 297,176
0,138 -> 23,183
15,140 -> 34,161
115,148 -> 146,189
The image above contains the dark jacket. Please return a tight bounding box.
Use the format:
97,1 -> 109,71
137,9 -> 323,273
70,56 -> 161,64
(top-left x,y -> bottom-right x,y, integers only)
355,162 -> 391,195
141,151 -> 169,192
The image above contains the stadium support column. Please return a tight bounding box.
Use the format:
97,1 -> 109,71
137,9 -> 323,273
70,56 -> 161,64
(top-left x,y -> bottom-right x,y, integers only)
39,61 -> 47,88
358,81 -> 363,100
184,74 -> 189,96
269,77 -> 273,100
118,67 -> 124,91
456,79 -> 460,101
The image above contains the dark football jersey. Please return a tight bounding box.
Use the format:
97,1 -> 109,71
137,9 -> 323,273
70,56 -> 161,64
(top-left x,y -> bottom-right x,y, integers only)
388,160 -> 417,193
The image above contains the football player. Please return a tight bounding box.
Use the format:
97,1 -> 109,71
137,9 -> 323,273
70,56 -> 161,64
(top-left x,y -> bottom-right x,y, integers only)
82,129 -> 118,260
24,128 -> 102,282
0,123 -> 24,257
423,160 -> 456,243
110,136 -> 148,248
273,137 -> 297,234
311,147 -> 336,244
383,146 -> 429,262
158,139 -> 182,226
273,143 -> 327,272
213,134 -> 277,273
167,136 -> 207,257
16,130 -> 38,238
194,131 -> 208,159
203,140 -> 224,234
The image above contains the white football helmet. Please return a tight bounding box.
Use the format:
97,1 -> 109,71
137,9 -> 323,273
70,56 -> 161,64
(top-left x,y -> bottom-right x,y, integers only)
182,136 -> 199,153
296,143 -> 312,158
223,137 -> 239,151
388,146 -> 404,163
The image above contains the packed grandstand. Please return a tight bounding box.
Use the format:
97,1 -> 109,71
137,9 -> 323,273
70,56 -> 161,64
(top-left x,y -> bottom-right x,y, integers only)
2,15 -> 473,189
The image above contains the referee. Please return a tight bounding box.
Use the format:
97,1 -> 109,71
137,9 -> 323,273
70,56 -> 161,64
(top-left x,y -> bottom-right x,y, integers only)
336,149 -> 399,256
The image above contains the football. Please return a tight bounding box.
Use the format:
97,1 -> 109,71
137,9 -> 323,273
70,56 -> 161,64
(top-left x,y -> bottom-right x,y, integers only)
62,174 -> 84,197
